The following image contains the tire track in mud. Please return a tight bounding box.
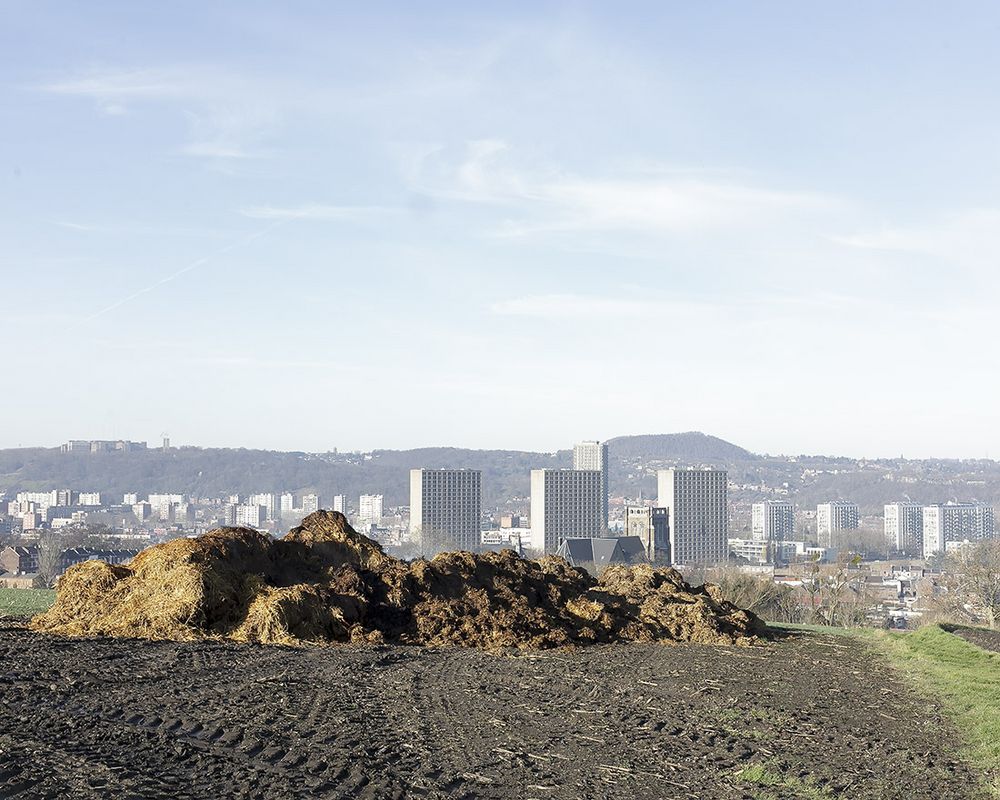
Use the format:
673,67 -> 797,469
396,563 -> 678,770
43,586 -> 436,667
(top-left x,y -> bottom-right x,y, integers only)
0,626 -> 982,800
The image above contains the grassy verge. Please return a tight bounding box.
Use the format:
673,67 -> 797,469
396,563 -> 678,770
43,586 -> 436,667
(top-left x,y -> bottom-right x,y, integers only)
773,622 -> 1000,794
0,587 -> 56,620
872,625 -> 1000,791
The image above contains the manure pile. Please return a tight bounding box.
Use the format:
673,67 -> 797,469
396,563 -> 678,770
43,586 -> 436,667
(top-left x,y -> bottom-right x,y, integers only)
31,511 -> 764,649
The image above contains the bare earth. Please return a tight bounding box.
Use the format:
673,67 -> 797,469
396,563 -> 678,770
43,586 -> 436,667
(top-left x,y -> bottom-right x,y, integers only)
0,626 -> 978,800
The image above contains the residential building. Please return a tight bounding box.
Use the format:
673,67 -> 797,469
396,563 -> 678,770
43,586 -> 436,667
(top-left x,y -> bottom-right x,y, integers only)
149,494 -> 184,521
21,511 -> 42,531
728,538 -> 799,565
816,501 -> 860,548
656,468 -> 729,565
529,469 -> 603,555
409,469 -> 482,552
332,494 -> 347,514
885,502 -> 923,553
302,494 -> 320,514
123,493 -> 139,506
923,503 -> 996,558
132,502 -> 152,521
0,546 -> 38,575
280,493 -> 295,517
235,504 -> 267,529
247,493 -> 278,521
623,505 -> 670,563
78,492 -> 102,506
359,494 -> 384,525
752,500 -> 794,542
573,440 -> 609,532
16,491 -> 57,510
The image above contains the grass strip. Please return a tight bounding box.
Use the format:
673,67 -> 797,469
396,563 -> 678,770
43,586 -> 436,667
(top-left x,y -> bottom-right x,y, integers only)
0,587 -> 56,620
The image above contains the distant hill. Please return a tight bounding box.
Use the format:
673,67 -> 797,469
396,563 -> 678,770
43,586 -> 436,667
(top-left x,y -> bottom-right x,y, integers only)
606,432 -> 757,464
0,433 -> 754,509
3,435 -> 1000,514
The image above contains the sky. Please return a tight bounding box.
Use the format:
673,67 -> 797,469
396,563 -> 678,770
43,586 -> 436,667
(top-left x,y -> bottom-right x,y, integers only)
3,1 -> 1000,457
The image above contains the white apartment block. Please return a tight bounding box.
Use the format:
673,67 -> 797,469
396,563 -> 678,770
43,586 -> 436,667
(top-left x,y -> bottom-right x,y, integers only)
751,500 -> 794,542
729,538 -> 800,565
332,494 -> 347,514
409,469 -> 482,552
572,440 -> 609,533
149,494 -> 185,521
923,503 -> 996,558
280,493 -> 295,517
78,492 -> 102,506
530,469 -> 603,555
235,504 -> 267,529
302,494 -> 320,514
248,493 -> 278,521
359,494 -> 384,524
816,501 -> 859,548
884,502 -> 923,553
123,493 -> 139,506
656,468 -> 729,565
16,491 -> 57,510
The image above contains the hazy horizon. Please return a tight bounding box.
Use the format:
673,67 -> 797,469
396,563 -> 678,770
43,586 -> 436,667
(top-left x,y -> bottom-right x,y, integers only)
5,430 -> 997,463
5,3 -> 1000,458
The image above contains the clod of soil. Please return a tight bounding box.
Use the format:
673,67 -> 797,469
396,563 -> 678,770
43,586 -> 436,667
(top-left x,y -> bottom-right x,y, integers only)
31,511 -> 764,649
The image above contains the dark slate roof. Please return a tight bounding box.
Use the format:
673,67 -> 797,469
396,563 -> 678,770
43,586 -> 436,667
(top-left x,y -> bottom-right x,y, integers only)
556,536 -> 648,567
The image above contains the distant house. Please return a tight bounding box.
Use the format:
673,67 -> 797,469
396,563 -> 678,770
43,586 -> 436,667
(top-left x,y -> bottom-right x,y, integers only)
0,545 -> 139,577
59,548 -> 140,571
0,573 -> 39,589
0,546 -> 38,576
555,536 -> 648,575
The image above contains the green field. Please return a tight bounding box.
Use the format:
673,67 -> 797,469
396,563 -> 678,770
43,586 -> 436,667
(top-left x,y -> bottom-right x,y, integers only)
0,588 -> 56,619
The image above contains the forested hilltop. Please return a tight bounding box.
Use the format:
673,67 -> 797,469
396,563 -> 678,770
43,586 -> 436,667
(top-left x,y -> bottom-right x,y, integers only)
2,432 -> 999,513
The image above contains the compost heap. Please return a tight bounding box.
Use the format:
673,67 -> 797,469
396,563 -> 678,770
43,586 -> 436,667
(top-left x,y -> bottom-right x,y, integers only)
31,511 -> 765,649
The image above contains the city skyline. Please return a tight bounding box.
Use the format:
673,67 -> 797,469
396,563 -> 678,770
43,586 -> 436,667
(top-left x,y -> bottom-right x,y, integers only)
6,4 -> 1000,458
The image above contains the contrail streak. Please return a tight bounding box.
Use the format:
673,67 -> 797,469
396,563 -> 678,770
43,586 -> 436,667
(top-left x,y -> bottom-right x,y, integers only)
82,220 -> 287,322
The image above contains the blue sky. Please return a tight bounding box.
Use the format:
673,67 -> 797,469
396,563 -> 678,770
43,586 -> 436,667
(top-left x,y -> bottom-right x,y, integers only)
3,2 -> 1000,457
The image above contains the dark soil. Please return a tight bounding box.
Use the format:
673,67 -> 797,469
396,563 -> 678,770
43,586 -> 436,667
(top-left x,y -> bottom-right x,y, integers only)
948,624 -> 1000,654
0,625 -> 979,800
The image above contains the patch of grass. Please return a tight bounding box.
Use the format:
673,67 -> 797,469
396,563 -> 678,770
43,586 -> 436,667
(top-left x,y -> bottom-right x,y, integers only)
0,587 -> 56,619
872,624 -> 1000,793
717,707 -> 793,742
734,761 -> 833,799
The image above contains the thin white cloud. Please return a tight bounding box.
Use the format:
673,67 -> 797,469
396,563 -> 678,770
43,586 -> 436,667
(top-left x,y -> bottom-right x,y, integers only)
40,66 -> 280,159
832,208 -> 1000,268
491,293 -> 697,319
41,68 -> 194,99
181,142 -> 263,160
240,204 -> 392,221
418,139 -> 836,237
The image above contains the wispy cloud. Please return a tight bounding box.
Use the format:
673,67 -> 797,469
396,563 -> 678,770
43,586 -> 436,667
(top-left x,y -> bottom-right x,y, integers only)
832,208 -> 1000,269
416,139 -> 836,238
491,293 -> 705,319
181,142 -> 263,160
40,66 -> 280,160
240,204 -> 393,221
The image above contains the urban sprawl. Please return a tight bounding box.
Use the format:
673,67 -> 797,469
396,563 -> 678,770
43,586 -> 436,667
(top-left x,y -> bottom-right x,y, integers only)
2,438 -> 996,629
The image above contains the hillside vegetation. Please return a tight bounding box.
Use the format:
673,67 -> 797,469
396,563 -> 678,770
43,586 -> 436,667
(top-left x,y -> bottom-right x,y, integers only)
2,433 -> 1000,512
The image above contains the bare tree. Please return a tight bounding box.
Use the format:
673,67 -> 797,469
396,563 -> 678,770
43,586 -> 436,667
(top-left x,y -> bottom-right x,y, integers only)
947,541 -> 1000,629
35,530 -> 65,589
